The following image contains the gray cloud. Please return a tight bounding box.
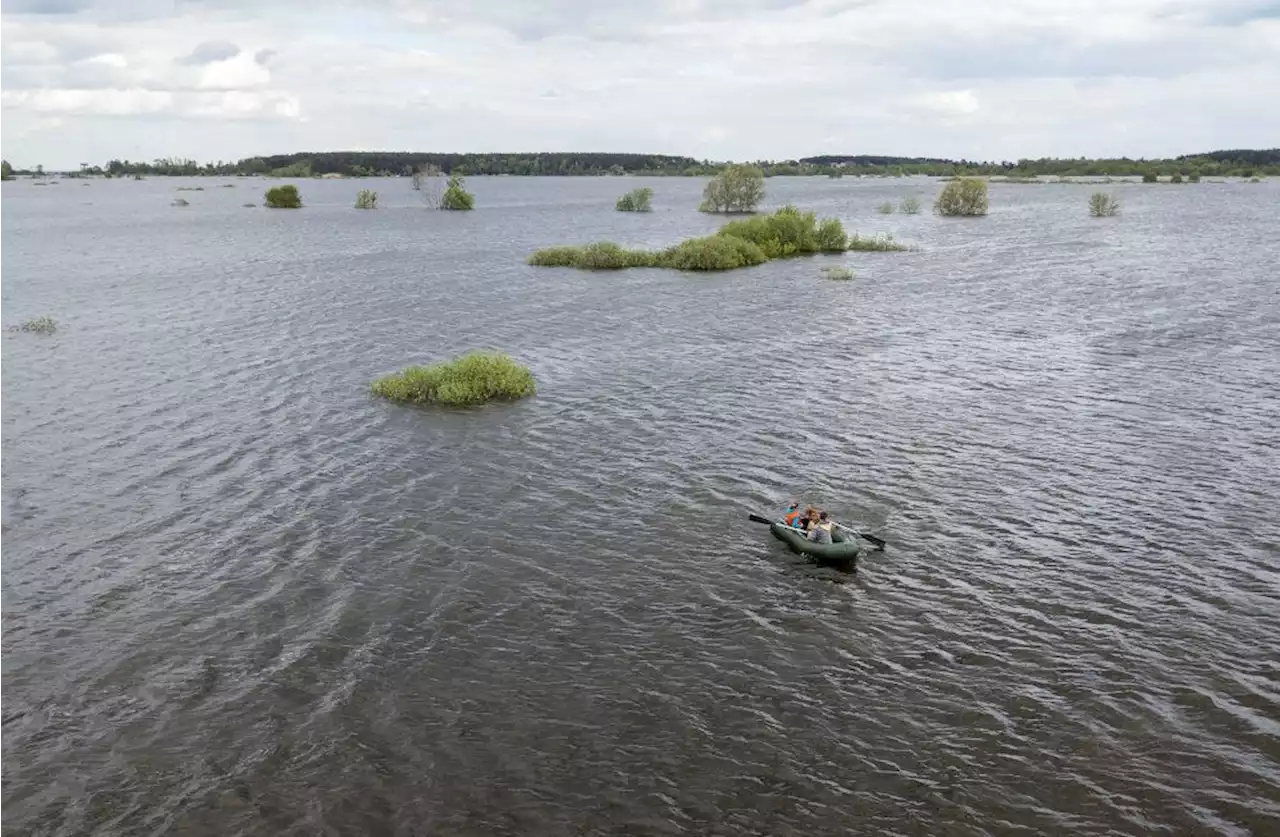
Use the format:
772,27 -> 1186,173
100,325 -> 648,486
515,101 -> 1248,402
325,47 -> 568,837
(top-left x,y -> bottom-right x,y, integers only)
254,48 -> 276,65
4,0 -> 94,13
178,40 -> 241,65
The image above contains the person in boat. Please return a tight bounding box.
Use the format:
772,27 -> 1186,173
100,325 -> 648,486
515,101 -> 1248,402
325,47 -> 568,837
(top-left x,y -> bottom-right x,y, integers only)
784,503 -> 804,528
807,511 -> 835,544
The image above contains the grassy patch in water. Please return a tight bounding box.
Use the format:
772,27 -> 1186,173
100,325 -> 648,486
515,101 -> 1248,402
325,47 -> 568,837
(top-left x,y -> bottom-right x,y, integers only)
10,316 -> 58,334
371,352 -> 536,406
900,197 -> 921,214
822,266 -> 855,280
529,206 -> 905,271
876,202 -> 895,214
847,232 -> 908,251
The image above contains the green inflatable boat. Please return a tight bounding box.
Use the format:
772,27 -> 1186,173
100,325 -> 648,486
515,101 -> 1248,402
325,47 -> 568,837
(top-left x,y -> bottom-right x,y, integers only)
770,522 -> 861,569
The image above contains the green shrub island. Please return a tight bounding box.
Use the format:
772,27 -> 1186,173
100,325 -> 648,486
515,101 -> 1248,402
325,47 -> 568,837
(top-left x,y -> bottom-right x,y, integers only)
699,164 -> 766,213
616,187 -> 654,212
528,205 -> 906,271
264,184 -> 302,208
1142,173 -> 1159,183
439,174 -> 474,210
900,196 -> 922,214
1089,192 -> 1121,217
355,189 -> 378,209
935,177 -> 989,216
371,351 -> 535,406
1170,173 -> 1184,184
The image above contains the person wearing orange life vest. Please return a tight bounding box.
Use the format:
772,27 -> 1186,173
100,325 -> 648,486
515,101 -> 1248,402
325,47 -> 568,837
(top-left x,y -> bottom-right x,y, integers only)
783,502 -> 804,528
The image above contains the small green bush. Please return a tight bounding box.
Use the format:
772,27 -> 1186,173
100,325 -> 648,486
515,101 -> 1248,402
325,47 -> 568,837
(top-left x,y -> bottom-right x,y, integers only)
264,184 -> 302,208
815,217 -> 848,251
717,205 -> 829,258
372,351 -> 535,406
439,174 -> 474,210
1170,173 -> 1184,184
935,178 -> 988,216
1089,192 -> 1120,217
661,235 -> 768,271
877,202 -> 895,214
1188,174 -> 1202,183
578,241 -> 657,269
900,197 -> 921,214
847,233 -> 908,252
355,189 -> 378,209
615,187 -> 654,212
1142,173 -> 1158,183
822,266 -> 855,280
10,316 -> 57,333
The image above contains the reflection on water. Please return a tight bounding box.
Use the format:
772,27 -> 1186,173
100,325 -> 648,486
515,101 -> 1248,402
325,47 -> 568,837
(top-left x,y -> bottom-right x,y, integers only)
3,176 -> 1278,836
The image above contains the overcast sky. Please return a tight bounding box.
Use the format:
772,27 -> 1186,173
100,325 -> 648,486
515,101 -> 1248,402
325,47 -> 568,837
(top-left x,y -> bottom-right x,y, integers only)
2,0 -> 1278,169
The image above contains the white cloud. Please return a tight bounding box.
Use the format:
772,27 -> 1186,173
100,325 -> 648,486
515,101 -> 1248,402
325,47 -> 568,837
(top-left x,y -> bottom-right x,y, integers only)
1,0 -> 1278,168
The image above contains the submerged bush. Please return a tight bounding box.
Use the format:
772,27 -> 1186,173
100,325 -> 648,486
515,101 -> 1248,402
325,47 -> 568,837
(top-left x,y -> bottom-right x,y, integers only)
699,164 -> 766,213
1189,174 -> 1202,183
717,205 -> 846,257
355,189 -> 378,209
439,174 -> 474,210
264,184 -> 302,208
877,202 -> 895,214
372,351 -> 535,406
935,178 -> 988,216
1170,173 -> 1184,184
528,206 -> 900,272
1142,173 -> 1159,183
1089,192 -> 1120,217
822,266 -> 855,280
10,316 -> 57,334
615,187 -> 654,212
171,198 -> 190,207
900,197 -> 921,214
847,233 -> 908,252
661,235 -> 768,271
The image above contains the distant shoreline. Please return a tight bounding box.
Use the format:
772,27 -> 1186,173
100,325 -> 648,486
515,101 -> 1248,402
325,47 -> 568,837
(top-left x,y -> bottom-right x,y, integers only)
4,148 -> 1277,179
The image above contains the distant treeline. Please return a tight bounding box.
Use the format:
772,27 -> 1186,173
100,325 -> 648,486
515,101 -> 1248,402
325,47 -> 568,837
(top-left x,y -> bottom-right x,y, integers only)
11,149 -> 1279,178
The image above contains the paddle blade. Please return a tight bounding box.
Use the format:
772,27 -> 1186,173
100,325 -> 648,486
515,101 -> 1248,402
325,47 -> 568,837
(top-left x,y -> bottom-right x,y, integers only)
859,532 -> 887,549
748,513 -> 776,525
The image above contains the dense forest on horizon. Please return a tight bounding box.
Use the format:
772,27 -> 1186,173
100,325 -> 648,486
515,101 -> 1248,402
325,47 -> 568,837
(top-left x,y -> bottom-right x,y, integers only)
6,149 -> 1278,179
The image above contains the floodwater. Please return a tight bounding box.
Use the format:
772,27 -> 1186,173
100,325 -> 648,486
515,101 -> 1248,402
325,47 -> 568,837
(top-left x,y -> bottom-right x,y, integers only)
3,175 -> 1278,836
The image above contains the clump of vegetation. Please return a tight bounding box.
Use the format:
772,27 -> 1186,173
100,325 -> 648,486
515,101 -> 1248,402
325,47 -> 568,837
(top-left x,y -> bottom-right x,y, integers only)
717,205 -> 848,257
1250,176 -> 1263,183
1170,173 -> 1184,184
242,202 -> 256,208
172,198 -> 190,207
1089,192 -> 1121,217
528,206 -> 901,271
177,186 -> 205,192
439,174 -> 474,210
1142,173 -> 1159,183
615,186 -> 654,212
900,197 -> 921,214
935,177 -> 989,216
264,184 -> 302,208
828,170 -> 844,179
220,183 -> 236,188
877,202 -> 895,214
355,189 -> 378,209
660,235 -> 768,271
10,316 -> 58,333
822,266 -> 855,280
371,351 -> 535,406
847,233 -> 908,251
1,160 -> 14,181
1189,174 -> 1202,183
699,164 -> 766,213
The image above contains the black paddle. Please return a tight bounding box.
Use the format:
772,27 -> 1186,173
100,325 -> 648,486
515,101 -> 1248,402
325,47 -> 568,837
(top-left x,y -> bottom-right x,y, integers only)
748,512 -> 886,549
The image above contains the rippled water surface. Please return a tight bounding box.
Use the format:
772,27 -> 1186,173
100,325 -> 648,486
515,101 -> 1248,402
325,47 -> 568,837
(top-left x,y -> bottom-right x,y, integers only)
4,175 -> 1279,836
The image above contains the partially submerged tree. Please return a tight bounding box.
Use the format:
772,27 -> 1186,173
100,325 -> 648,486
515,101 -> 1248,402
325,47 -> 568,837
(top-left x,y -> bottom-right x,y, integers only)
355,189 -> 378,209
699,164 -> 766,213
439,174 -> 475,210
264,184 -> 303,208
935,177 -> 988,216
1088,192 -> 1120,217
1,160 -> 13,181
616,187 -> 654,212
